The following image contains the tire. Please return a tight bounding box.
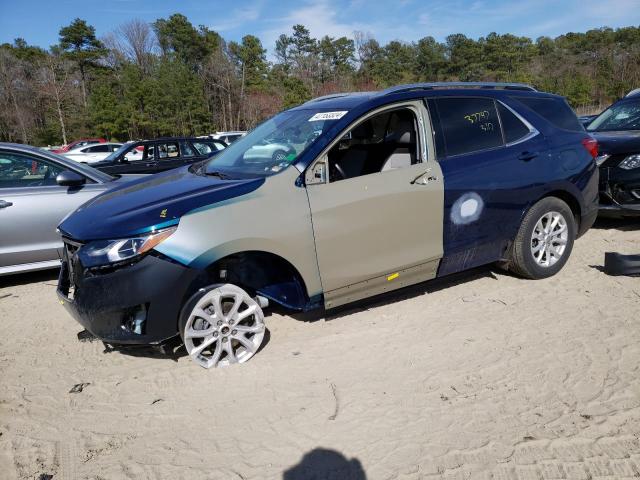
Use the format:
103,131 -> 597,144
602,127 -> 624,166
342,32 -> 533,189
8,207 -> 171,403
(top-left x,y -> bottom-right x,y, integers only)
509,197 -> 576,279
179,283 -> 266,368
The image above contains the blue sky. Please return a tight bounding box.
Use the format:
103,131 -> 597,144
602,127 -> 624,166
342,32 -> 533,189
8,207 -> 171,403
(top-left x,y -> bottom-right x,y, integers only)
1,0 -> 639,54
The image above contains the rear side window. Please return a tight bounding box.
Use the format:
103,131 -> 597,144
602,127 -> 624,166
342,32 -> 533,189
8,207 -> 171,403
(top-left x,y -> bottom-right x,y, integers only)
497,103 -> 531,143
514,96 -> 582,131
86,145 -> 110,153
433,97 -> 503,157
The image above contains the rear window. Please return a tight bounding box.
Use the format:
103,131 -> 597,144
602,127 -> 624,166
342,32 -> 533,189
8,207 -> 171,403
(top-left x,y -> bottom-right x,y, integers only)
497,103 -> 531,143
433,97 -> 503,157
514,96 -> 582,131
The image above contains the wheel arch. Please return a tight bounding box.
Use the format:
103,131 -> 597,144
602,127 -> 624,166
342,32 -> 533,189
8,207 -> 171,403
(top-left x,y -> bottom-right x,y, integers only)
537,189 -> 582,234
201,250 -> 315,311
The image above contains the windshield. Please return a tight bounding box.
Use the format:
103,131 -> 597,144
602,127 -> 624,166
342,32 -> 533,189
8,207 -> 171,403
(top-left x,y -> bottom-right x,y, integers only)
202,109 -> 343,177
587,99 -> 640,132
104,143 -> 136,161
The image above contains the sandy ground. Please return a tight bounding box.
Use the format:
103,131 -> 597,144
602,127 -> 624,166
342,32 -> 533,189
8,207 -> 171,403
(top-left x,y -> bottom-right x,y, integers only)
1,218 -> 639,480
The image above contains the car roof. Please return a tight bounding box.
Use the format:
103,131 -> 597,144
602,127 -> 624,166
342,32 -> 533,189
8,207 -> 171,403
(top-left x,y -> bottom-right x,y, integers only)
0,142 -> 113,183
290,83 -> 563,112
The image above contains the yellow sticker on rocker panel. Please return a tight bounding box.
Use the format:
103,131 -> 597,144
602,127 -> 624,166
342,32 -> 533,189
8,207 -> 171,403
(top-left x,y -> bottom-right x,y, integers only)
387,273 -> 399,281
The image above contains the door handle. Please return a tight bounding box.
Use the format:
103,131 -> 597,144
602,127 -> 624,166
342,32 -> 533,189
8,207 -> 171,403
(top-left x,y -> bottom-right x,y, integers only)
411,173 -> 438,185
518,151 -> 538,161
0,200 -> 13,209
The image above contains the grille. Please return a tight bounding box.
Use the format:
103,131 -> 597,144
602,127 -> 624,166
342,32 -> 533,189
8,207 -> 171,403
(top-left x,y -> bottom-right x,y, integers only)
62,238 -> 83,300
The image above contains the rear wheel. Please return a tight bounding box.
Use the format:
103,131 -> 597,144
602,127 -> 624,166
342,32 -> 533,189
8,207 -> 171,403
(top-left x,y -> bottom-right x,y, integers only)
509,197 -> 576,279
180,284 -> 265,368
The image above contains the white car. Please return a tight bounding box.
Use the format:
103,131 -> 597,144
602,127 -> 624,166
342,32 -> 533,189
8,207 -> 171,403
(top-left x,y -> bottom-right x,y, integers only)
63,143 -> 123,163
209,131 -> 246,144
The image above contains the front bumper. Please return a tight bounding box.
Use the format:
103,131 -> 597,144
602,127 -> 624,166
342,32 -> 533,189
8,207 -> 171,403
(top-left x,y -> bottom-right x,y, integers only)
57,250 -> 203,345
599,165 -> 640,217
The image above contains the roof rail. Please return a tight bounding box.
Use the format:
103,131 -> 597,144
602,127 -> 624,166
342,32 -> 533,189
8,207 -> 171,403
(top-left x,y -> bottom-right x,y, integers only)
379,82 -> 537,96
625,88 -> 640,98
303,93 -> 352,105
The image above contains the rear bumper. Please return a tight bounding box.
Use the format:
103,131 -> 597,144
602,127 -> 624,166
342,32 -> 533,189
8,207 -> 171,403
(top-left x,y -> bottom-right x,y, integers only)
57,253 -> 203,345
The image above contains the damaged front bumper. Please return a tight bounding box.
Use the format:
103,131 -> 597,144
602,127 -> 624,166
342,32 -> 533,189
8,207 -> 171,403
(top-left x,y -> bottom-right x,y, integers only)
57,241 -> 203,345
598,165 -> 640,217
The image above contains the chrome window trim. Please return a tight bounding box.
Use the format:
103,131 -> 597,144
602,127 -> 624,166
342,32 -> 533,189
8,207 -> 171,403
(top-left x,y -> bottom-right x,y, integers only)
497,99 -> 541,147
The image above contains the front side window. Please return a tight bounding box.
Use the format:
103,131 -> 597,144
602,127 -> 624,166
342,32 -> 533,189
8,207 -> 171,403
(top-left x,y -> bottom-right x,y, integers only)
587,99 -> 640,132
202,109 -> 342,177
434,97 -> 503,157
0,152 -> 64,188
326,108 -> 419,182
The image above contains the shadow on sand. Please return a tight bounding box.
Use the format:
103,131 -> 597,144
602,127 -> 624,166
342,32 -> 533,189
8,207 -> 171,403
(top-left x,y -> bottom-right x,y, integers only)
283,448 -> 366,480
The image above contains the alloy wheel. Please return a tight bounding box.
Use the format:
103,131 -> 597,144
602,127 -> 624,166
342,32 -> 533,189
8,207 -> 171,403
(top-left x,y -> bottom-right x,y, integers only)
530,211 -> 568,268
183,285 -> 265,368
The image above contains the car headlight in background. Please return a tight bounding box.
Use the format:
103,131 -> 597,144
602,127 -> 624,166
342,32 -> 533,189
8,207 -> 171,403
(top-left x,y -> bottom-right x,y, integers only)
619,154 -> 640,170
78,226 -> 177,267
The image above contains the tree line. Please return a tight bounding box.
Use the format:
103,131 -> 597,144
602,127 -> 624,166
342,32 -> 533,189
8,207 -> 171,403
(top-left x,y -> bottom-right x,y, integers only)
1,15 -> 639,146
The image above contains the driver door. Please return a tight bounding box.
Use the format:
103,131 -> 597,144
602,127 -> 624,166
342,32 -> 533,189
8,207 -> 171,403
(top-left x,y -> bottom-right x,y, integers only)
305,101 -> 444,308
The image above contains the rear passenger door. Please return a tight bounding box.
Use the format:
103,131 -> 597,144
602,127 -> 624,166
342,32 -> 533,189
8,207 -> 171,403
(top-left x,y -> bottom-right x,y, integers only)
427,96 -> 548,276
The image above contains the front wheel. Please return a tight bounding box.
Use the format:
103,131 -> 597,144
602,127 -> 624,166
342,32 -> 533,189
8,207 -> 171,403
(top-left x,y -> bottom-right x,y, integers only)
509,197 -> 576,279
180,284 -> 266,368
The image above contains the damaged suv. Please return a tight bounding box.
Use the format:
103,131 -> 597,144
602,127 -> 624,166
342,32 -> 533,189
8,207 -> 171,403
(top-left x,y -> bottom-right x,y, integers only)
57,82 -> 599,368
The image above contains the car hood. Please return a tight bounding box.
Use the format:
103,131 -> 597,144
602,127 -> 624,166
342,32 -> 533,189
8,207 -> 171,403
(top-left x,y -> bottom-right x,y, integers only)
590,130 -> 640,155
59,166 -> 264,241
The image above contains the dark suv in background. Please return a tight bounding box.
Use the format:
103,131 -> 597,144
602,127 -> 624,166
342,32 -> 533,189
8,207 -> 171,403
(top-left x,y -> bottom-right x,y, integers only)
586,90 -> 640,217
92,137 -> 227,175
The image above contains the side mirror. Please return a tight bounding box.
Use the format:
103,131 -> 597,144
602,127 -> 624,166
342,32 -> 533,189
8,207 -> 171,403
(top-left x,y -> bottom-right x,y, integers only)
122,156 -> 130,163
56,170 -> 86,187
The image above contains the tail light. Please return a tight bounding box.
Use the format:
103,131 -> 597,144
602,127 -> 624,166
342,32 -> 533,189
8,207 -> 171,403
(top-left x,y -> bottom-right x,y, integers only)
581,137 -> 598,159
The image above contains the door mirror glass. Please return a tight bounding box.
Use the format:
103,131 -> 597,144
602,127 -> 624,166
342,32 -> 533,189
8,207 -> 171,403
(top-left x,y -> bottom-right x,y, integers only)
56,170 -> 86,187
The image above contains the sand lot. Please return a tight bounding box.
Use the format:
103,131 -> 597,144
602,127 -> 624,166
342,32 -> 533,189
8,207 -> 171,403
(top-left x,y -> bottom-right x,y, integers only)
1,219 -> 639,480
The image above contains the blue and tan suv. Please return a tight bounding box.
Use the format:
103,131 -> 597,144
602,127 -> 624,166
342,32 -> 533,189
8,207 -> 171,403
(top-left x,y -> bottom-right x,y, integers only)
57,82 -> 599,368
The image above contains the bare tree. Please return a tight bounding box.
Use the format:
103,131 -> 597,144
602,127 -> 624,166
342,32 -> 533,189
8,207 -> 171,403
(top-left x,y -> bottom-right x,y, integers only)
40,52 -> 71,145
116,20 -> 157,73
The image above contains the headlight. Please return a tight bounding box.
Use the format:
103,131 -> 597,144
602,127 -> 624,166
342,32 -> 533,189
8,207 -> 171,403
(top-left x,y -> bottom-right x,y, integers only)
78,227 -> 177,267
619,154 -> 640,170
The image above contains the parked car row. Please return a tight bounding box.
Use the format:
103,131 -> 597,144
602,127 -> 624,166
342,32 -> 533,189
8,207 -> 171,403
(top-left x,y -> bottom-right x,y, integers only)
1,82 -> 637,371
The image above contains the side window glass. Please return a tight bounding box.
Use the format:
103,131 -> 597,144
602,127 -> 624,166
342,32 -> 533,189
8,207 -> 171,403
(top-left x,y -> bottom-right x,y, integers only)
180,141 -> 195,157
140,144 -> 155,161
192,142 -> 214,155
89,145 -> 109,153
434,98 -> 503,157
157,142 -> 180,160
514,96 -> 582,131
327,108 -> 419,182
498,103 -> 531,144
0,153 -> 64,188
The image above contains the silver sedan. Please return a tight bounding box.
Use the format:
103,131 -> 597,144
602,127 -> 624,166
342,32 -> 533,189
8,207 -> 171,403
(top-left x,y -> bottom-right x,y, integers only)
0,143 -> 139,275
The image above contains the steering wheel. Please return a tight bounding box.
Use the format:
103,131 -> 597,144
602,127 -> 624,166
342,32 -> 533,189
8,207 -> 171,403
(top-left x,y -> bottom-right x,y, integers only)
330,162 -> 347,182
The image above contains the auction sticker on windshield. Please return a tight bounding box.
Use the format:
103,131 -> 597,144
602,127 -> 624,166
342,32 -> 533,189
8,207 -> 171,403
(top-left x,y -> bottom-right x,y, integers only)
308,111 -> 348,122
